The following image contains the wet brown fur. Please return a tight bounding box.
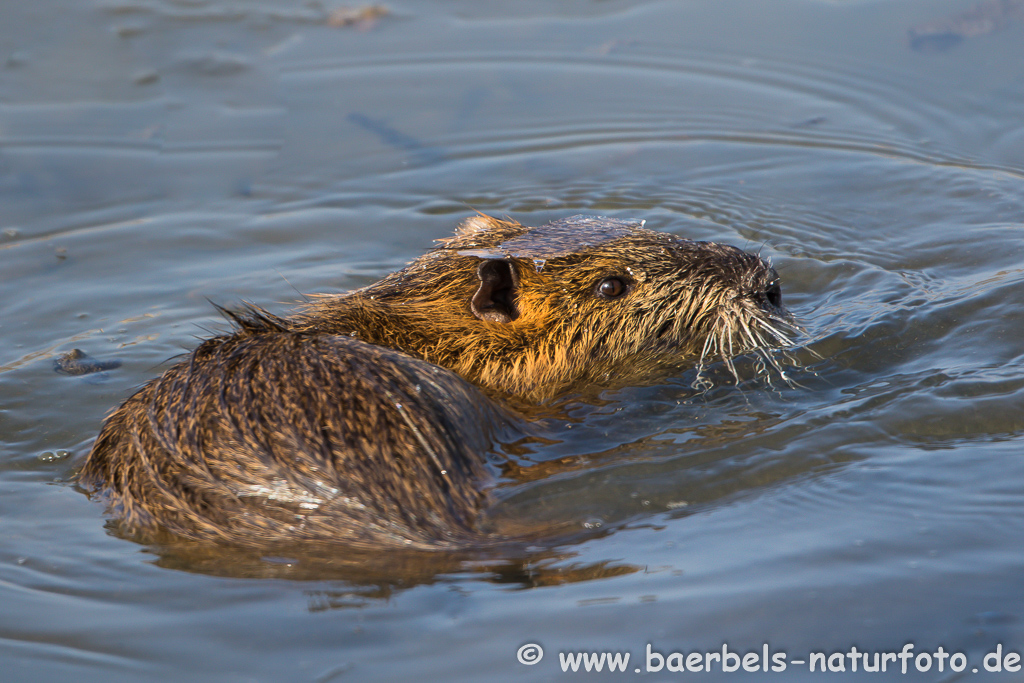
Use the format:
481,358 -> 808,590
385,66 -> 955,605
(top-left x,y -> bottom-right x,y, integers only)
295,215 -> 786,401
79,214 -> 790,548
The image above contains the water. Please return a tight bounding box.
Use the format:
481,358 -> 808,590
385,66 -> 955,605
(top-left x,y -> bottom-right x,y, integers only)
2,0 -> 1024,680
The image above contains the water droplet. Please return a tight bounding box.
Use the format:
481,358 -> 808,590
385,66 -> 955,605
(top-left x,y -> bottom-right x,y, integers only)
532,258 -> 546,272
38,450 -> 70,463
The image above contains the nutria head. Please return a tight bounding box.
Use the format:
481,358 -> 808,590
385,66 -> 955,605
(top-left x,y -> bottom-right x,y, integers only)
299,215 -> 793,400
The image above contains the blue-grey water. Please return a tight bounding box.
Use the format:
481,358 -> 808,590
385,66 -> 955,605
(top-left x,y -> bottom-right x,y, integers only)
2,0 -> 1024,680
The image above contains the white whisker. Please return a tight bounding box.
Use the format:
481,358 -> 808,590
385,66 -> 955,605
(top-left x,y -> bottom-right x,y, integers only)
688,298 -> 804,391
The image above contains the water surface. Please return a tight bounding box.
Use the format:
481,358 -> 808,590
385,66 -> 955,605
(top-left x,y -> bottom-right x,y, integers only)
2,0 -> 1024,680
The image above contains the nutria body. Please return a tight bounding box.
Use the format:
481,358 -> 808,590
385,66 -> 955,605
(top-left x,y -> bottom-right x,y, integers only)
79,214 -> 792,549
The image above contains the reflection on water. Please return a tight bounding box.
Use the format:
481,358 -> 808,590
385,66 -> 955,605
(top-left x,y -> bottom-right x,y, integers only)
146,532 -> 641,591
3,0 -> 1024,680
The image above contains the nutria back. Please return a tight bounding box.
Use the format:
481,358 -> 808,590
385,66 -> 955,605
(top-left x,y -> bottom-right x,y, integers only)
79,214 -> 793,548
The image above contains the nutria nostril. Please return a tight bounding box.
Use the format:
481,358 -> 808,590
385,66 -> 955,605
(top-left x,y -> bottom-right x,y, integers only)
79,214 -> 793,548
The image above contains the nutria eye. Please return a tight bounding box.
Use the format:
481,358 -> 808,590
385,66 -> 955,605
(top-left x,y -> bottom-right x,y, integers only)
596,277 -> 627,299
765,281 -> 782,308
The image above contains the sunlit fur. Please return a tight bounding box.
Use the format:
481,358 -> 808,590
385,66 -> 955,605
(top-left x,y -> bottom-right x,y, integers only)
296,215 -> 794,401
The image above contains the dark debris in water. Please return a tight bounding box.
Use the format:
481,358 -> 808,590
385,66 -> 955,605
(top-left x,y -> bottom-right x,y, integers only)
909,0 -> 1024,52
347,112 -> 446,166
173,51 -> 250,77
326,5 -> 390,29
53,349 -> 122,376
100,1 -> 390,30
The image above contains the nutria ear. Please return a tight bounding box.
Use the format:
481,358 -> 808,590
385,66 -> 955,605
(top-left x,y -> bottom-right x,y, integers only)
471,259 -> 520,323
454,213 -> 521,237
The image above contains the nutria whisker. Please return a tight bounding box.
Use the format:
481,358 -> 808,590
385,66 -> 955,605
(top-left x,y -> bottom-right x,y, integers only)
759,317 -> 797,345
690,291 -> 801,389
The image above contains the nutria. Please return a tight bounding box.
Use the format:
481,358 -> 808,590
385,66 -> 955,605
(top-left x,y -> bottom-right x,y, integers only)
79,214 -> 793,549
